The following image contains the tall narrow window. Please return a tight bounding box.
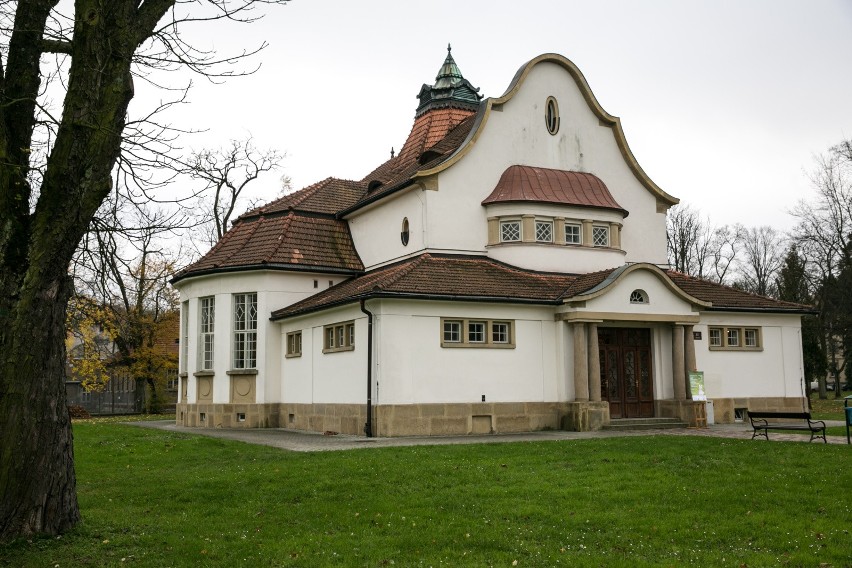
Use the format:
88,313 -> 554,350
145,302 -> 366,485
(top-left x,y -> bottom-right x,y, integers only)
199,297 -> 215,370
233,293 -> 257,369
180,301 -> 189,373
401,217 -> 410,246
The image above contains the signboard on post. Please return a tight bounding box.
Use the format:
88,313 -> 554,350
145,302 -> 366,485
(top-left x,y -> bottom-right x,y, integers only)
689,371 -> 706,401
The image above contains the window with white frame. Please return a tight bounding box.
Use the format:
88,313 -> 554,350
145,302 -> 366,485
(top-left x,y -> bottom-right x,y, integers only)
708,326 -> 762,351
440,318 -> 515,348
592,225 -> 609,247
535,220 -> 553,243
500,220 -> 521,242
323,321 -> 354,353
199,297 -> 215,370
286,331 -> 302,358
232,293 -> 257,369
565,223 -> 581,244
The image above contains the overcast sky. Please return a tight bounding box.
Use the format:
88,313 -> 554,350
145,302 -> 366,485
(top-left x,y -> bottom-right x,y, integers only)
153,0 -> 852,231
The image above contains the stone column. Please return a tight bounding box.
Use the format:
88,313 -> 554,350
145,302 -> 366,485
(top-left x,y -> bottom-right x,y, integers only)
684,324 -> 696,400
581,219 -> 594,246
672,324 -> 686,401
521,215 -> 535,242
573,322 -> 589,401
487,217 -> 499,245
554,217 -> 566,245
587,322 -> 601,402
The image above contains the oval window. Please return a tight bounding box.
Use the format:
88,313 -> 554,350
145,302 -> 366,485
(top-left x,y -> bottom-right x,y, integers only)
545,96 -> 559,135
401,217 -> 410,246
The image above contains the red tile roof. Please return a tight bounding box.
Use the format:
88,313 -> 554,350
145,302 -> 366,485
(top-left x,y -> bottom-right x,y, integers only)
272,253 -> 581,319
172,211 -> 363,282
482,166 -> 627,216
271,255 -> 813,319
664,270 -> 812,312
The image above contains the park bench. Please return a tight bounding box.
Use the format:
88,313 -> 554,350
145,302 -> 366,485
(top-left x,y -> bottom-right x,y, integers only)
748,411 -> 826,443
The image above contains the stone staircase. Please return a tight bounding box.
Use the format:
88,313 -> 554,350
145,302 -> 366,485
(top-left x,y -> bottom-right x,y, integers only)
601,417 -> 689,431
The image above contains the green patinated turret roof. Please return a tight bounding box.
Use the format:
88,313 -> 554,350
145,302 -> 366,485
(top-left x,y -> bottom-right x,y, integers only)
416,44 -> 483,117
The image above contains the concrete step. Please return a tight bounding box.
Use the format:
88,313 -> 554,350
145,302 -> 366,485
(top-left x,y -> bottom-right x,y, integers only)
602,417 -> 689,431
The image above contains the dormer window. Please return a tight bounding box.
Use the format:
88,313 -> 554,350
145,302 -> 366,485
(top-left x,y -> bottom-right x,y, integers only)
592,225 -> 610,247
500,220 -> 521,242
535,220 -> 553,242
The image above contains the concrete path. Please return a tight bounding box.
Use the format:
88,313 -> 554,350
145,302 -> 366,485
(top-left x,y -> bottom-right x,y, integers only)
131,420 -> 850,452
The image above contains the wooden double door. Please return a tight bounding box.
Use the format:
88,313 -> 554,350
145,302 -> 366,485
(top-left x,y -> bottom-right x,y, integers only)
598,328 -> 654,419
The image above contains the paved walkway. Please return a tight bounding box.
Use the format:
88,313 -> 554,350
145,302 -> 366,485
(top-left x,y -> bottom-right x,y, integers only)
132,420 -> 850,452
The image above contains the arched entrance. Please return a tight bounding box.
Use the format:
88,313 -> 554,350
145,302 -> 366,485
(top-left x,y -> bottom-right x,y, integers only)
598,328 -> 654,418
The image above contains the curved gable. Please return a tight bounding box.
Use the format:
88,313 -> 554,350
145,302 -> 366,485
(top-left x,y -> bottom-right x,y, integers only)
568,263 -> 710,308
415,53 -> 678,208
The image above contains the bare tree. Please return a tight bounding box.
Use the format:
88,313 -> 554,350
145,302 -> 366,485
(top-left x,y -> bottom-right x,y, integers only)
791,140 -> 852,398
0,0 -> 288,542
181,137 -> 284,247
666,204 -> 741,284
734,225 -> 786,297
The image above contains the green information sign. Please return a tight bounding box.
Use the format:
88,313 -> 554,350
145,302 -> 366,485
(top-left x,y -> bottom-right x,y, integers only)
689,371 -> 706,400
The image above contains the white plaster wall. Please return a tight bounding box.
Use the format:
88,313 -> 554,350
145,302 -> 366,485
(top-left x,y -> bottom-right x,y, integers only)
176,270 -> 351,404
693,313 -> 804,400
422,61 -> 668,270
370,300 -> 560,405
277,305 -> 367,404
577,270 -> 696,317
347,190 -> 427,269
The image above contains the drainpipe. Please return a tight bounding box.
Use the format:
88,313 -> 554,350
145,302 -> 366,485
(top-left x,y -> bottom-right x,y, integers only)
360,299 -> 374,437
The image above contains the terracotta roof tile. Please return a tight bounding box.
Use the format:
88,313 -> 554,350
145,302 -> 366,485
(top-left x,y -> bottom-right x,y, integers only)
665,270 -> 812,312
243,177 -> 366,217
172,212 -> 363,282
482,166 -> 627,216
272,253 -> 581,319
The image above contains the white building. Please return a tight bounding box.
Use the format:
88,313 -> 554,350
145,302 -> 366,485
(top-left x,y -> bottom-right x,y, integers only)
172,49 -> 810,435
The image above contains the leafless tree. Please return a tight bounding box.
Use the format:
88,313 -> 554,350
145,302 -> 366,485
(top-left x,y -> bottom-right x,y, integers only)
0,0 -> 288,542
666,204 -> 742,284
734,225 -> 787,297
791,140 -> 852,398
180,137 -> 285,248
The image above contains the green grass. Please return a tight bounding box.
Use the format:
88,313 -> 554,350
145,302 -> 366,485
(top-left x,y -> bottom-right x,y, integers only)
810,390 -> 852,420
2,424 -> 850,567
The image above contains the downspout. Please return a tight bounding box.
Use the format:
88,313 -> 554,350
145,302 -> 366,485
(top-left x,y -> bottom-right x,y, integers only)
360,299 -> 374,437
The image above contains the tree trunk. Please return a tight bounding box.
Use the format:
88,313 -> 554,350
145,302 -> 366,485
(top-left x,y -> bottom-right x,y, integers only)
0,275 -> 80,540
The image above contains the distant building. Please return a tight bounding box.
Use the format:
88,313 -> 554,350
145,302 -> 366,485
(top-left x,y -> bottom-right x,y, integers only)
172,49 -> 811,434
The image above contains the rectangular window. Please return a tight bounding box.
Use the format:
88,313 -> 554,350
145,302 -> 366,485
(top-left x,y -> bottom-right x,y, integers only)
726,328 -> 740,347
180,301 -> 189,373
199,296 -> 215,370
468,321 -> 486,343
443,320 -> 462,343
286,331 -> 302,358
565,223 -> 581,244
440,318 -> 515,348
535,220 -> 553,242
233,293 -> 257,369
708,326 -> 762,351
492,322 -> 510,344
744,328 -> 758,347
323,320 -> 355,353
500,220 -> 521,242
592,226 -> 609,247
708,328 -> 722,347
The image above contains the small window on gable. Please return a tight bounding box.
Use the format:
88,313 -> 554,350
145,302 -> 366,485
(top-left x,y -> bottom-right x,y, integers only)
545,96 -> 560,135
500,220 -> 521,242
629,290 -> 648,304
401,217 -> 410,246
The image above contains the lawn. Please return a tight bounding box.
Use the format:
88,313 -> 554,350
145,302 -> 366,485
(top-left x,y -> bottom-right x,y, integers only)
810,390 -> 852,421
2,423 -> 850,567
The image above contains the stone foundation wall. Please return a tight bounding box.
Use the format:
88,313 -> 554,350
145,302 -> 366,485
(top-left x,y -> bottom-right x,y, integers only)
655,397 -> 808,425
176,401 -> 608,435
